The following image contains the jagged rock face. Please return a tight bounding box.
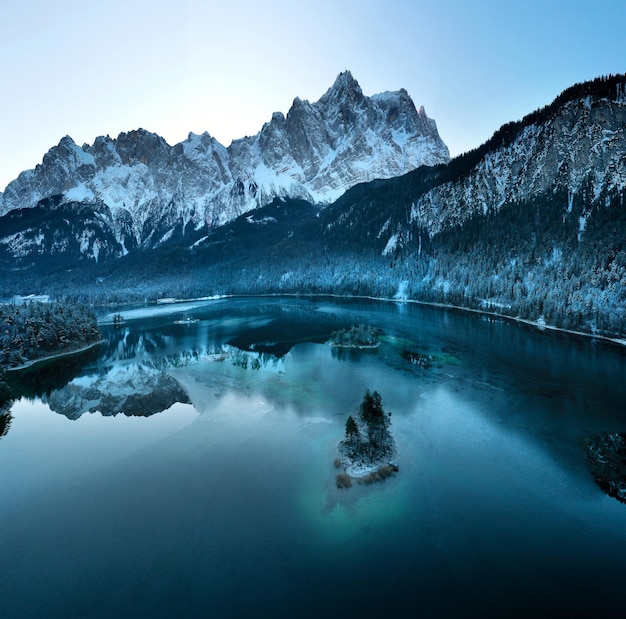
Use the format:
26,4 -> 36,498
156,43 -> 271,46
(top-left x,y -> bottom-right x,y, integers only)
410,94 -> 626,237
0,197 -> 132,267
0,71 -> 449,256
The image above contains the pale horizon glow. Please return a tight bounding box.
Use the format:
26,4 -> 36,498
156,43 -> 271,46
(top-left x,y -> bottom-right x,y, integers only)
1,0 -> 624,191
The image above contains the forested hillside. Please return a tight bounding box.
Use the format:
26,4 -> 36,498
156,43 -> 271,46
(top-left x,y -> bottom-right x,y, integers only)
2,180 -> 624,338
1,75 -> 625,339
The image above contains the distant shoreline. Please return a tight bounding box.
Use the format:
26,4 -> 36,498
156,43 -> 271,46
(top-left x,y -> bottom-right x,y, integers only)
246,292 -> 626,349
276,292 -> 626,350
97,291 -> 626,350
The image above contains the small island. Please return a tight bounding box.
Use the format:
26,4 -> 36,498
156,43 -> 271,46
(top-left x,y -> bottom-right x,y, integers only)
329,324 -> 380,349
335,390 -> 398,488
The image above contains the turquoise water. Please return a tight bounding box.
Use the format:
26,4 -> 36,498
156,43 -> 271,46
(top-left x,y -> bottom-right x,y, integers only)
1,298 -> 626,617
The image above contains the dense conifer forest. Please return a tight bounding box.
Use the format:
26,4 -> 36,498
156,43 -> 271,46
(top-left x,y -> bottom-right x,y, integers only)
2,181 -> 624,338
0,301 -> 101,368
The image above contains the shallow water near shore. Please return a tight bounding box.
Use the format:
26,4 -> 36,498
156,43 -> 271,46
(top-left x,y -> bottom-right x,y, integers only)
1,297 -> 626,617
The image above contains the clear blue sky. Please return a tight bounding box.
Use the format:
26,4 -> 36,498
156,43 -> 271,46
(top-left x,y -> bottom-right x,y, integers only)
1,0 -> 624,190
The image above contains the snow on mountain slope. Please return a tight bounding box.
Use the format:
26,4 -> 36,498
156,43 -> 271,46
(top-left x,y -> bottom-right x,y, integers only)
0,71 -> 449,249
410,87 -> 626,237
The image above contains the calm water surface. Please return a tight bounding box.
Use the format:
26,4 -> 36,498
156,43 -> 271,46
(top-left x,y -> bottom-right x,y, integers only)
1,297 -> 626,618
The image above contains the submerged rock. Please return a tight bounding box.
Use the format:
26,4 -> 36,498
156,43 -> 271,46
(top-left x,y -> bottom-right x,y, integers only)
402,350 -> 433,369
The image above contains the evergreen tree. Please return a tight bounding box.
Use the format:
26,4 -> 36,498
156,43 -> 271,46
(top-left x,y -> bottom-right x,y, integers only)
360,390 -> 385,425
345,415 -> 359,442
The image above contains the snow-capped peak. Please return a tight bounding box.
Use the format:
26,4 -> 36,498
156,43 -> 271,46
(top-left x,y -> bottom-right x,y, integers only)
0,72 -> 450,247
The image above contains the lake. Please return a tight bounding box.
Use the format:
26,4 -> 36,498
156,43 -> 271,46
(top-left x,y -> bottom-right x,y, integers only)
1,296 -> 626,618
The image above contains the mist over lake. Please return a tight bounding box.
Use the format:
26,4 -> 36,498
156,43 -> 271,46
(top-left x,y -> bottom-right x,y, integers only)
1,297 -> 626,618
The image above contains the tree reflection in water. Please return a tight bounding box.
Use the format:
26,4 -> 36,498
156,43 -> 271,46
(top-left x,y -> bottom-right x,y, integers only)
0,402 -> 12,439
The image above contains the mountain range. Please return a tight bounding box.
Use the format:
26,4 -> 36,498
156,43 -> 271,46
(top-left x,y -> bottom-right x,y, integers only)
0,71 -> 448,255
1,72 -> 625,338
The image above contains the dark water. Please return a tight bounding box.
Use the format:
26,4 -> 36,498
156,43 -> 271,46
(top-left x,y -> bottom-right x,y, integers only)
1,297 -> 626,618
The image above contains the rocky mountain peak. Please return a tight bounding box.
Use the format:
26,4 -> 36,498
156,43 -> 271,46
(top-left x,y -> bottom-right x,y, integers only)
42,135 -> 92,168
319,70 -> 364,106
0,71 -> 450,249
113,128 -> 170,167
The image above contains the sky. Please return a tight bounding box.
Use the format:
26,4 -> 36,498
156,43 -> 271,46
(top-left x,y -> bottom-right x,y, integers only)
1,0 -> 625,190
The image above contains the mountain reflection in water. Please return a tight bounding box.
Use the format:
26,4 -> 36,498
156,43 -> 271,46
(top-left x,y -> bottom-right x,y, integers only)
42,345 -> 288,420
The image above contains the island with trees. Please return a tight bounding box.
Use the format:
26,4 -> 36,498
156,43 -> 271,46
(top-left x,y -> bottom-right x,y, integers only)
329,324 -> 381,349
0,300 -> 101,369
335,390 -> 398,488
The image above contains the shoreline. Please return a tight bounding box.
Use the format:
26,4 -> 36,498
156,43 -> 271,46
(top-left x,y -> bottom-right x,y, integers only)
234,292 -> 626,350
339,454 -> 398,479
328,342 -> 380,350
3,340 -> 102,373
93,290 -> 625,350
